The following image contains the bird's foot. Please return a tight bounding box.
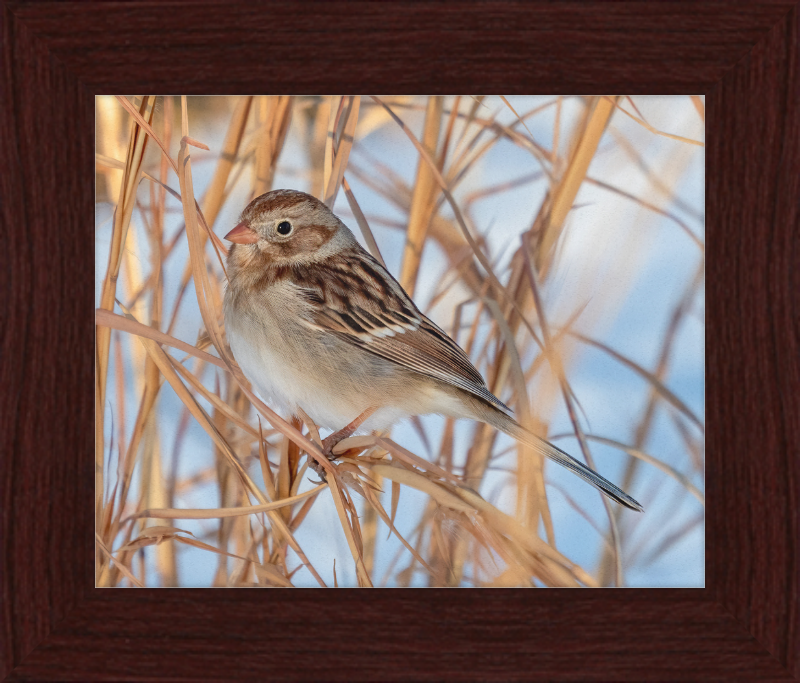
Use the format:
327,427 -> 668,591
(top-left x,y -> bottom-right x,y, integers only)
306,406 -> 377,483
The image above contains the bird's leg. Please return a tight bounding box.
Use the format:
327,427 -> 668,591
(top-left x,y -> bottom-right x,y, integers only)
304,407 -> 377,482
321,406 -> 377,460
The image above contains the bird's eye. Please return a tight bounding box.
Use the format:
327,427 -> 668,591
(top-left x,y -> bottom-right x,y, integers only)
276,221 -> 293,236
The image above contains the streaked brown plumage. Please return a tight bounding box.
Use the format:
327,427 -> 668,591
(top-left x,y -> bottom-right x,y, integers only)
223,189 -> 643,511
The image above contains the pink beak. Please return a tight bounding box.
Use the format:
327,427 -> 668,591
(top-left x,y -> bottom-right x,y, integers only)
224,221 -> 259,244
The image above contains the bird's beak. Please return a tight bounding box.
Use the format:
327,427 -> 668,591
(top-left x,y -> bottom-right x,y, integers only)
224,222 -> 260,244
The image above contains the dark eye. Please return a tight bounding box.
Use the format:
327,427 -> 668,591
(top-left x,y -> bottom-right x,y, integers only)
276,221 -> 293,236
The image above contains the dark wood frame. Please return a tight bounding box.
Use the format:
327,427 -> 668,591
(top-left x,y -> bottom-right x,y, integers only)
2,1 -> 798,680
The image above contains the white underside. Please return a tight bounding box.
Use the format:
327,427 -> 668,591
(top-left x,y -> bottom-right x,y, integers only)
225,283 -> 470,434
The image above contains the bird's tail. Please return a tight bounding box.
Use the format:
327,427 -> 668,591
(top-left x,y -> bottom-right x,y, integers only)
483,408 -> 644,512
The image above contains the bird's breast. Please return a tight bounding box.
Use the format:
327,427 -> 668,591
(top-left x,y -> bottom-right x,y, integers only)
224,281 -> 374,428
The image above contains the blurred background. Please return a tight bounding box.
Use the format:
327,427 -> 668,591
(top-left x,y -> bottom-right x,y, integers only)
96,95 -> 704,588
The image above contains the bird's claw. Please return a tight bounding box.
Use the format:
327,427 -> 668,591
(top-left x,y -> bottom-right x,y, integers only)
308,445 -> 337,483
305,407 -> 376,484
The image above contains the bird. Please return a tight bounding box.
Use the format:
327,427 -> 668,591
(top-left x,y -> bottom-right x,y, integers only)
222,189 -> 643,512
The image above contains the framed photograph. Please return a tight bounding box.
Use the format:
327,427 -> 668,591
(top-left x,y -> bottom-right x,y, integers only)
3,2 -> 798,680
95,94 -> 703,591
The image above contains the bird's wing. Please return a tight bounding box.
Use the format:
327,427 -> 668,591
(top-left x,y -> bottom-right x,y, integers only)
296,249 -> 513,416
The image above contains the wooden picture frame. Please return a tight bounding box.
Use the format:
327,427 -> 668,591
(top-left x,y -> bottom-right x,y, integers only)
2,2 -> 797,679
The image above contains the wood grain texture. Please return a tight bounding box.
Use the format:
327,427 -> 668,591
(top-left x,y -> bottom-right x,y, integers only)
1,1 -> 798,680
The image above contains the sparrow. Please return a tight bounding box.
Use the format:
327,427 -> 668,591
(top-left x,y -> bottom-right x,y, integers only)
223,189 -> 643,511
